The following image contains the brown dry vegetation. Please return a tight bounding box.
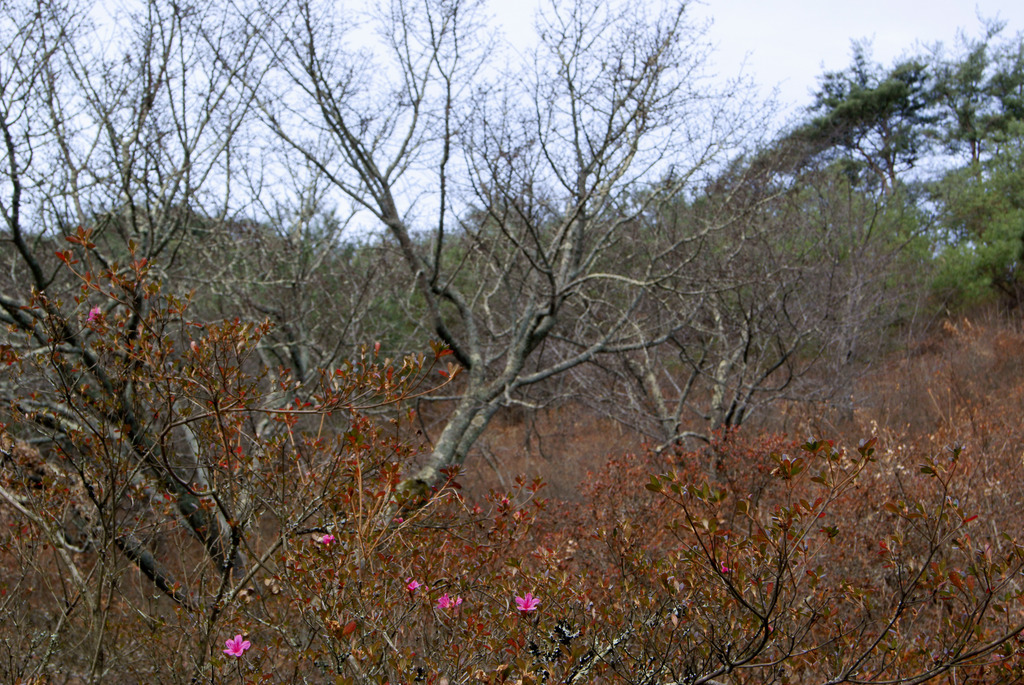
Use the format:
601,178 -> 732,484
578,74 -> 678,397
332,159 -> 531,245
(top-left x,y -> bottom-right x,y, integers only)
4,303 -> 1024,683
3,0 -> 1024,675
456,306 -> 1024,507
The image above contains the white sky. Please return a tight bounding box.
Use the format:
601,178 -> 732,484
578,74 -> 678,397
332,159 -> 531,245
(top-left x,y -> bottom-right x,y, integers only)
697,1 -> 1024,114
492,0 -> 1024,124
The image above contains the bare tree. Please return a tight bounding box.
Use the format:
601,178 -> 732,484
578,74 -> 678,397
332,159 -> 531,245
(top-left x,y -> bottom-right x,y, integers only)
0,0 -> 274,657
574,142 -> 926,448
259,0 -> 749,487
1,6 -> 456,681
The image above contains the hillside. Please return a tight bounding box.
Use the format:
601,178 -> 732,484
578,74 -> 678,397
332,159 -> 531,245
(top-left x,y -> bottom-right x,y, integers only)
456,307 -> 1024,509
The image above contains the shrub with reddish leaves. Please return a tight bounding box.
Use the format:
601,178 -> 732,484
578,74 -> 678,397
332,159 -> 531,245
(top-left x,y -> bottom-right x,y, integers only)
535,433 -> 1024,683
1,255 -> 1023,683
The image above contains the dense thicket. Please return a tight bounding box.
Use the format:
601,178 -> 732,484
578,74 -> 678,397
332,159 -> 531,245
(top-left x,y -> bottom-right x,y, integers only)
1,1 -> 1023,682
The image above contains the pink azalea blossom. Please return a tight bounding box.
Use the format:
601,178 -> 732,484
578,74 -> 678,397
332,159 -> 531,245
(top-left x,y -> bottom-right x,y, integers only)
515,592 -> 540,612
223,634 -> 251,657
437,593 -> 462,610
318,534 -> 335,546
405,578 -> 422,593
87,306 -> 101,322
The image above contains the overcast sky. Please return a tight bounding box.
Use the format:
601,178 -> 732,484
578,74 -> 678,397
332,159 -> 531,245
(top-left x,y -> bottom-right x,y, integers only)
493,0 -> 1024,125
696,0 -> 1024,115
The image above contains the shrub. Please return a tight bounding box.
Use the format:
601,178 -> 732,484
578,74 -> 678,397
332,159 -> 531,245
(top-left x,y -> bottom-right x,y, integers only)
1,256 -> 1022,683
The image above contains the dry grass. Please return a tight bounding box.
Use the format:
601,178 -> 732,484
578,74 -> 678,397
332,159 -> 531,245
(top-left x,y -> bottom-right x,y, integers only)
447,307 -> 1024,509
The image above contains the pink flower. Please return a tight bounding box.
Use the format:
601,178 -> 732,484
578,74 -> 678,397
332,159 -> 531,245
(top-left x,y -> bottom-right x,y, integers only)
437,593 -> 462,610
317,534 -> 335,546
223,634 -> 251,657
515,592 -> 540,612
87,306 -> 101,322
405,578 -> 422,593
720,562 -> 732,574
